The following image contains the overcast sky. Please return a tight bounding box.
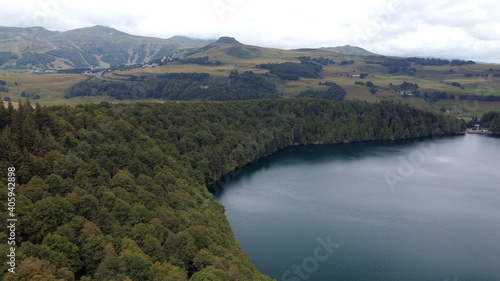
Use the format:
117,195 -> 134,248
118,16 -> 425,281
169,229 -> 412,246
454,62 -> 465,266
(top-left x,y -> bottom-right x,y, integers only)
2,0 -> 500,62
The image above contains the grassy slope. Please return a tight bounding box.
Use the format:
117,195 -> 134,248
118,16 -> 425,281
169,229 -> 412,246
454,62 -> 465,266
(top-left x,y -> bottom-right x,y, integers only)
118,45 -> 500,118
0,26 -> 206,70
2,42 -> 500,117
0,70 -> 165,106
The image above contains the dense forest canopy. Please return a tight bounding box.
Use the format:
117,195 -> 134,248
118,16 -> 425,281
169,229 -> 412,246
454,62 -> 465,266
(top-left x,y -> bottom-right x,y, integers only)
478,111 -> 500,132
297,82 -> 347,101
0,52 -> 19,66
65,71 -> 280,101
257,61 -> 322,80
0,99 -> 465,280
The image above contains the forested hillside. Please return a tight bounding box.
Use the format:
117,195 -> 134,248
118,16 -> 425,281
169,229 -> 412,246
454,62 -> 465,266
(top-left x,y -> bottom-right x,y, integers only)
479,111 -> 500,132
65,71 -> 279,101
0,99 -> 465,280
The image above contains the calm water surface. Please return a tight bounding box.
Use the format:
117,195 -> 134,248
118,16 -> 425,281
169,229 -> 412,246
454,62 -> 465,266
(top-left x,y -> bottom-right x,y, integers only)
212,134 -> 500,281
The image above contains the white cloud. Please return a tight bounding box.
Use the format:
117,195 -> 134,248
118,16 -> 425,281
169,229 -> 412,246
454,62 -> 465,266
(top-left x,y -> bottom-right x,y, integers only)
1,0 -> 500,62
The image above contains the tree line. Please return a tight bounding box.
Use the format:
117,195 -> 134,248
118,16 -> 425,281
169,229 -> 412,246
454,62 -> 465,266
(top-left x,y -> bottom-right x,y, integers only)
405,57 -> 475,66
479,111 -> 500,132
46,49 -> 99,68
298,83 -> 346,101
16,52 -> 56,67
65,71 -> 280,101
257,60 -> 322,80
0,52 -> 19,66
458,94 -> 500,102
0,79 -> 8,93
366,57 -> 475,74
180,56 -> 221,66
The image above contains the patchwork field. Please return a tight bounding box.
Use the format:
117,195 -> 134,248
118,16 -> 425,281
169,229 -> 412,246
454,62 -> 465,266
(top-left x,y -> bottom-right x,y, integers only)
2,40 -> 500,119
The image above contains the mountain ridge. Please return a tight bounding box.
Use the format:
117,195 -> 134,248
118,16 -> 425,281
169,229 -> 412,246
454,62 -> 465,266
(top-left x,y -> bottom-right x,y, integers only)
0,25 -> 380,69
0,25 -> 197,69
168,35 -> 216,44
320,45 -> 377,56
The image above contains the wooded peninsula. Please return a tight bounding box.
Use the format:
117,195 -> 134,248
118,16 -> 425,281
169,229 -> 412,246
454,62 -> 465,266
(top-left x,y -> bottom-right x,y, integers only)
0,98 -> 467,280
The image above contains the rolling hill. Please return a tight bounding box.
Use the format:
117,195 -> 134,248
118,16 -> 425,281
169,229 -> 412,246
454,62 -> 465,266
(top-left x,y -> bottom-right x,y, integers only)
1,25 -> 499,118
319,45 -> 376,56
0,25 -> 202,69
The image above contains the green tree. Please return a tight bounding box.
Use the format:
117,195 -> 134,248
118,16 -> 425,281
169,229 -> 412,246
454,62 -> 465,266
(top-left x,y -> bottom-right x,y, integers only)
79,235 -> 106,276
45,174 -> 72,196
42,233 -> 82,272
189,272 -> 223,281
193,248 -> 213,271
21,196 -> 75,243
7,257 -> 62,281
165,230 -> 197,268
150,262 -> 188,281
24,175 -> 50,202
94,243 -> 121,281
117,238 -> 154,280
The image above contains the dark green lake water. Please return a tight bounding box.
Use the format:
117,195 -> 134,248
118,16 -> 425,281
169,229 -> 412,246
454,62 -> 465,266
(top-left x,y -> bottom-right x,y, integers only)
212,134 -> 500,281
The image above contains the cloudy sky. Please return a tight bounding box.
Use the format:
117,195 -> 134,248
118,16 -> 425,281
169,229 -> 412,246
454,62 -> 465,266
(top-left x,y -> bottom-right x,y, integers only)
2,0 -> 500,62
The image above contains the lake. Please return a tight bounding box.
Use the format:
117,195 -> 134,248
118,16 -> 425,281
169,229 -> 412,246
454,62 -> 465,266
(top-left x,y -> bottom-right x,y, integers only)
211,134 -> 500,281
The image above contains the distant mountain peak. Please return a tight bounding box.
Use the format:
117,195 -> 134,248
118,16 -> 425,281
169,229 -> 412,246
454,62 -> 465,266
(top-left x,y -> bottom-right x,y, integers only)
65,25 -> 127,36
0,25 -> 183,69
0,26 -> 57,37
200,36 -> 243,52
88,25 -> 119,31
320,45 -> 375,56
215,36 -> 241,44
